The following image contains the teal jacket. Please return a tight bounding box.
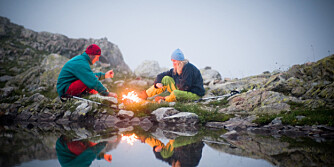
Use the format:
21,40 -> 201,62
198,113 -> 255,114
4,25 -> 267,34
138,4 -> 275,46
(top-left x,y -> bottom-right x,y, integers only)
57,52 -> 108,97
56,137 -> 107,167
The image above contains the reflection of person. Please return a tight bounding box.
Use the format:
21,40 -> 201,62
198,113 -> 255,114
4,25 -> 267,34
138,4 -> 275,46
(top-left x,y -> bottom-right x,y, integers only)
153,142 -> 204,167
57,44 -> 117,99
138,48 -> 205,102
140,135 -> 204,167
56,135 -> 112,167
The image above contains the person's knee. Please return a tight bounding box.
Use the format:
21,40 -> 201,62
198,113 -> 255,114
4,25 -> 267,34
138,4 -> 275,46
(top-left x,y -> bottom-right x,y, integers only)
162,76 -> 174,82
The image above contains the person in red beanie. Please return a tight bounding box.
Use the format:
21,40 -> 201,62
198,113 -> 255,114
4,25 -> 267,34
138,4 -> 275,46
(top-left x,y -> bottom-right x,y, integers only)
57,44 -> 117,98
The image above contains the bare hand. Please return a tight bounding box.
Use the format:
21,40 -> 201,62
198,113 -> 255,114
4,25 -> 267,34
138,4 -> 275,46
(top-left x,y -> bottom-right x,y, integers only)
156,83 -> 163,88
105,70 -> 114,79
108,92 -> 117,98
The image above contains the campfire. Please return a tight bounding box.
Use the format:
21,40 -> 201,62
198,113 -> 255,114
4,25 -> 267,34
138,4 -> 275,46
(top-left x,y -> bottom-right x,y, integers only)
121,134 -> 138,145
122,91 -> 143,104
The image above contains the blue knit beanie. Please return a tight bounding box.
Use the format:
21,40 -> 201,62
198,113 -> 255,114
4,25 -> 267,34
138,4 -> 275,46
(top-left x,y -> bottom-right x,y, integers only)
171,48 -> 184,61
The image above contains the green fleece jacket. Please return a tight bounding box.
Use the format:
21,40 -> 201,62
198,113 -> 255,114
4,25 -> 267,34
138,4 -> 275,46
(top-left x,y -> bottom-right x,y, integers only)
57,52 -> 108,97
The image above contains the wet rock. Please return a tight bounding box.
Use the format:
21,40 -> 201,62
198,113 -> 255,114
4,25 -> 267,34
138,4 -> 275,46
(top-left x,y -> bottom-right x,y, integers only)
118,126 -> 134,133
206,122 -> 225,129
117,110 -> 134,119
220,130 -> 238,140
160,126 -> 198,137
162,112 -> 199,125
151,107 -> 180,122
16,110 -> 32,121
38,109 -> 56,122
130,117 -> 141,126
140,118 -> 153,131
0,75 -> 13,82
0,86 -> 16,98
249,127 -> 272,135
105,115 -> 120,124
116,118 -> 130,128
56,118 -> 70,125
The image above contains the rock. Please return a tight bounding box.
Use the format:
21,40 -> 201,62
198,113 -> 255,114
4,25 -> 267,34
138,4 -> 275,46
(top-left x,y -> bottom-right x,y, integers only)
0,86 -> 16,98
140,118 -> 153,131
296,115 -> 305,121
89,94 -> 118,104
220,130 -> 238,140
115,80 -> 124,87
151,107 -> 180,122
162,112 -> 199,125
200,67 -> 222,85
28,93 -> 47,103
39,109 -> 56,122
115,118 -> 131,128
130,117 -> 141,125
117,110 -> 134,119
0,75 -> 13,82
270,117 -> 282,125
127,80 -> 149,87
71,101 -> 91,121
134,60 -> 164,78
105,115 -> 120,124
118,126 -> 134,133
205,122 -> 225,129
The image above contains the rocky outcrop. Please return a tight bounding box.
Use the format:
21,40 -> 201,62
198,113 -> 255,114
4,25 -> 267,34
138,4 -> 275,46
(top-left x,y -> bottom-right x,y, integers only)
0,16 -> 131,73
134,60 -> 166,78
200,66 -> 222,85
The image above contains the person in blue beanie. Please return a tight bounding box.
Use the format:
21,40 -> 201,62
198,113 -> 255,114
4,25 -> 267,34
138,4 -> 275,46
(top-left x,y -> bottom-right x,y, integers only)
139,48 -> 205,102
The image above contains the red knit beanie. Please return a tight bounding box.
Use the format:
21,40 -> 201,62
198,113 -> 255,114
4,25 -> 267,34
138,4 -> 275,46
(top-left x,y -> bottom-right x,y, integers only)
85,44 -> 101,55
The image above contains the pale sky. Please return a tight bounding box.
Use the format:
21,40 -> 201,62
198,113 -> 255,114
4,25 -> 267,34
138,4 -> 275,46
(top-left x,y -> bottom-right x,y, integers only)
1,0 -> 333,78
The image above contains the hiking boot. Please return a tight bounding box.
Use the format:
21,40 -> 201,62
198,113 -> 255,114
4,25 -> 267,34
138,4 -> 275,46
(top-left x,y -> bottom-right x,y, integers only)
138,90 -> 148,100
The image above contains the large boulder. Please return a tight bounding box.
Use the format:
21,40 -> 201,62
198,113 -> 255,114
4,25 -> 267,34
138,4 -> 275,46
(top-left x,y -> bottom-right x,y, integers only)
151,107 -> 199,126
200,66 -> 222,85
134,60 -> 166,78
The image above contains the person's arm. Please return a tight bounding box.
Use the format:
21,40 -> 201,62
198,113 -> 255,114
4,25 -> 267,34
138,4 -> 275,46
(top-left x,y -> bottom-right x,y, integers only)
154,69 -> 173,88
74,65 -> 109,96
93,72 -> 106,80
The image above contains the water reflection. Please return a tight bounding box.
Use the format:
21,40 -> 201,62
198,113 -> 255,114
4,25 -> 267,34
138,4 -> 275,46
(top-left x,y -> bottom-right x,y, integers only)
55,135 -> 113,166
140,135 -> 204,167
0,124 -> 333,167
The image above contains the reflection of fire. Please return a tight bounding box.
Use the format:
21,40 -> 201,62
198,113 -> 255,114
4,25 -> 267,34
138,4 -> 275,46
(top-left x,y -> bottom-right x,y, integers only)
122,91 -> 142,103
121,134 -> 138,145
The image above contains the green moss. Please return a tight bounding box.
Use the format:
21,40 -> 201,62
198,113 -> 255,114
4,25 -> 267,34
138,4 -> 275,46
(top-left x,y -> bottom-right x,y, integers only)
281,108 -> 334,126
253,113 -> 279,125
254,101 -> 334,126
40,87 -> 58,99
0,81 -> 6,88
174,103 -> 233,124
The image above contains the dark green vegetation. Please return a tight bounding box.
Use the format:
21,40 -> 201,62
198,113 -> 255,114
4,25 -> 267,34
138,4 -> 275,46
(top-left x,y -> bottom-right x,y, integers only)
174,103 -> 233,124
253,101 -> 334,126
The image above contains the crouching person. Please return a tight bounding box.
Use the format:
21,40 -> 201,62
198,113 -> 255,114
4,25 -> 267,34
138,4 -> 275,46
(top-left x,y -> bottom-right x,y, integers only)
139,48 -> 205,102
57,44 -> 117,99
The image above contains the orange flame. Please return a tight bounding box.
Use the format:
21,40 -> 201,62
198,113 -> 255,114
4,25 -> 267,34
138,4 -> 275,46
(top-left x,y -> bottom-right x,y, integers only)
121,134 -> 138,145
122,91 -> 142,103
